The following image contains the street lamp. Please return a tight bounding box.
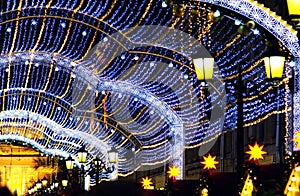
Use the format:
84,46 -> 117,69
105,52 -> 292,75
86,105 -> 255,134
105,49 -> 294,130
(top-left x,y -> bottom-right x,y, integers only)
264,55 -> 286,163
78,146 -> 88,164
108,147 -> 118,163
286,0 -> 300,33
94,157 -> 102,185
286,0 -> 300,17
77,146 -> 88,189
94,157 -> 102,166
193,57 -> 214,81
66,155 -> 75,170
264,56 -> 285,80
108,147 -> 118,180
62,179 -> 68,188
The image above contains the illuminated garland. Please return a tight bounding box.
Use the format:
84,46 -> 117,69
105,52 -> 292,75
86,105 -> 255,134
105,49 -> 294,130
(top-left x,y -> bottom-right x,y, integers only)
0,0 -> 293,175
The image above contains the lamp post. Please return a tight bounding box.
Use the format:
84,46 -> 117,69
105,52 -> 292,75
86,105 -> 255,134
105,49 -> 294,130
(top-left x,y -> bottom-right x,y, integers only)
93,157 -> 102,185
62,179 -> 68,188
77,146 -> 88,189
78,146 -> 88,163
236,55 -> 285,173
66,155 -> 75,170
108,147 -> 118,163
49,179 -> 59,195
286,0 -> 300,17
193,57 -> 214,91
264,56 -> 285,163
108,147 -> 118,180
90,156 -> 117,185
193,57 -> 214,81
65,155 -> 75,189
63,147 -> 117,189
264,56 -> 285,80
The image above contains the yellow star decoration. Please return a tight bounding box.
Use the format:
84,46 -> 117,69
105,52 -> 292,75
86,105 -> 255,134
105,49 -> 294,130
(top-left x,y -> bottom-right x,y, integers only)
293,131 -> 300,148
246,142 -> 267,161
201,153 -> 219,170
167,166 -> 179,178
141,176 -> 153,189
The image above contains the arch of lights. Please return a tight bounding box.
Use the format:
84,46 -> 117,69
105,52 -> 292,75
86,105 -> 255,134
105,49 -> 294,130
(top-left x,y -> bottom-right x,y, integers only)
199,0 -> 299,57
0,110 -> 110,158
0,0 -> 298,178
0,51 -> 188,176
199,0 -> 299,154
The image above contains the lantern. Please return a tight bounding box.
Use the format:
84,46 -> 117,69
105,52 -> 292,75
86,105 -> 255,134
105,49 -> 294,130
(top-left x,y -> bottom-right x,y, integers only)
193,58 -> 214,81
66,155 -> 74,170
108,147 -> 118,163
287,0 -> 300,16
62,179 -> 68,187
264,56 -> 285,79
77,146 -> 87,163
94,157 -> 102,166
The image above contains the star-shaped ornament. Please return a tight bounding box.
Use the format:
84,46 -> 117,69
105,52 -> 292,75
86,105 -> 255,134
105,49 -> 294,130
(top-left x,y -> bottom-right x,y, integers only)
141,176 -> 153,189
200,153 -> 219,170
167,166 -> 179,178
246,142 -> 267,161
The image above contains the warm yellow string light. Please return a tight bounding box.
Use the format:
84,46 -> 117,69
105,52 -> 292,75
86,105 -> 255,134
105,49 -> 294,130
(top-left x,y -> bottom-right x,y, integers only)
8,0 -> 23,55
0,15 -> 129,52
41,59 -> 54,92
48,97 -> 58,120
131,119 -> 164,135
284,64 -> 292,151
243,79 -> 287,102
136,0 -> 154,26
77,32 -> 98,62
31,0 -> 53,52
244,110 -> 284,127
99,0 -> 117,20
215,35 -> 242,58
141,139 -> 168,149
56,74 -> 73,99
224,59 -> 263,81
0,0 -> 292,172
185,132 -> 222,149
